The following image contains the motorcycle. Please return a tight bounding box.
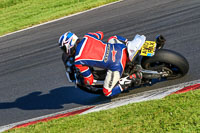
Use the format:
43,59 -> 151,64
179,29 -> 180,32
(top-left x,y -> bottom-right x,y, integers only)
64,36 -> 189,95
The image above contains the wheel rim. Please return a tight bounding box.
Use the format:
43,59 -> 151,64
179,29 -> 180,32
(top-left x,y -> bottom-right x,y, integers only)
144,62 -> 183,79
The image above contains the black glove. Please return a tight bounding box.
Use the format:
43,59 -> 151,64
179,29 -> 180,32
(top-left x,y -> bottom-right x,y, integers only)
156,35 -> 166,49
62,53 -> 74,72
76,73 -> 85,86
62,53 -> 76,81
62,52 -> 69,64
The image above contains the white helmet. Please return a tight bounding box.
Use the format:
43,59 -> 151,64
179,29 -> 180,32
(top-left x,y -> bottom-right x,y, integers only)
58,31 -> 78,54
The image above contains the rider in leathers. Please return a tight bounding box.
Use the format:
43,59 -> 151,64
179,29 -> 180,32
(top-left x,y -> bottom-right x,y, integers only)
58,31 -> 165,97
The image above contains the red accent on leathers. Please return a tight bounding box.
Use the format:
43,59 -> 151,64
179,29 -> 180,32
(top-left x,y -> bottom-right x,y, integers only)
103,88 -> 112,96
84,74 -> 94,85
75,64 -> 89,72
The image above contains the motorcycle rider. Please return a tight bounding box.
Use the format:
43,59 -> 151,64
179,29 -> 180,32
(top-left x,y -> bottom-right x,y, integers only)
58,31 -> 165,97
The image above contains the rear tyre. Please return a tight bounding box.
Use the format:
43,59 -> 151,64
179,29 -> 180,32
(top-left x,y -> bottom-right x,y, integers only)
141,49 -> 189,79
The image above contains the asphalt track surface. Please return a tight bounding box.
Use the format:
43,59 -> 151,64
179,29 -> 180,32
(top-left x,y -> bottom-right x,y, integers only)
0,0 -> 200,126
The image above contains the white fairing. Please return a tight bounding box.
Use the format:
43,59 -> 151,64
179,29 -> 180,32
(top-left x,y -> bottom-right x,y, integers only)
127,34 -> 146,61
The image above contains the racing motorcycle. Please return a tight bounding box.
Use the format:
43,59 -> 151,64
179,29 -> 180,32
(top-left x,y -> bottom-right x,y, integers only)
64,36 -> 189,95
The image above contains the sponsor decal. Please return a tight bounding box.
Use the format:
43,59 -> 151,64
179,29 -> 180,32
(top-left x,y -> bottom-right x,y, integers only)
104,44 -> 110,62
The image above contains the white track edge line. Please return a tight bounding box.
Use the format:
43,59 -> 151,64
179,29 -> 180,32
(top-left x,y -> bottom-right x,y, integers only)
81,79 -> 200,114
0,0 -> 123,38
0,105 -> 92,132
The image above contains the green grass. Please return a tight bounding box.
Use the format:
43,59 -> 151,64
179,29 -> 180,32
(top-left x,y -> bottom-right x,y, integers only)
6,90 -> 200,133
0,0 -> 118,36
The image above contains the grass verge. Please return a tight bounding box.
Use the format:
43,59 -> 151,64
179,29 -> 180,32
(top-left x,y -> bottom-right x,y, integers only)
6,90 -> 200,133
0,0 -> 118,36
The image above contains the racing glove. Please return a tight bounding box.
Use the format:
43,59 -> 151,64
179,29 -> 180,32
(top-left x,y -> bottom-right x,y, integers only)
62,53 -> 74,72
62,53 -> 76,81
75,73 -> 85,86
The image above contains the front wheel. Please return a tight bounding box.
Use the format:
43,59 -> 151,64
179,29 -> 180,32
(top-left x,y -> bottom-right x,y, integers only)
141,49 -> 189,79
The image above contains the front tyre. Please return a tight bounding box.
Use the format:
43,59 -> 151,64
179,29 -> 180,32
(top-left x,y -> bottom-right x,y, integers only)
141,49 -> 189,79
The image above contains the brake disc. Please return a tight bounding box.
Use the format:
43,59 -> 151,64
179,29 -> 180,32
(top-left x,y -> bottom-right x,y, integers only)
161,67 -> 173,77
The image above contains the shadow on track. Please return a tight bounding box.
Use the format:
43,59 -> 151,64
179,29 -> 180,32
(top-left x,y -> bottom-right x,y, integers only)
0,86 -> 109,110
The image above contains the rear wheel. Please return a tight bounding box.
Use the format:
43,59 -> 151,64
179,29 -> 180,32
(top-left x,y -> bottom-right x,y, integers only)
141,49 -> 189,79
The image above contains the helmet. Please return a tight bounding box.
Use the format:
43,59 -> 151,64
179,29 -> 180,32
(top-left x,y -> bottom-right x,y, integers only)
58,32 -> 78,54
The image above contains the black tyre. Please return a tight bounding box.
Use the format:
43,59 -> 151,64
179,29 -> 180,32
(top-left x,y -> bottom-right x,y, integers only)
141,49 -> 189,79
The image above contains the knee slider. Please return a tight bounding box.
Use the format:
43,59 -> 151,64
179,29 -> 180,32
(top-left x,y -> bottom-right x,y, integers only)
103,88 -> 112,97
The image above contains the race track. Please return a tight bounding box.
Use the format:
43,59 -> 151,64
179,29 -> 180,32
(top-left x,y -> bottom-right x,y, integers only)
0,0 -> 200,126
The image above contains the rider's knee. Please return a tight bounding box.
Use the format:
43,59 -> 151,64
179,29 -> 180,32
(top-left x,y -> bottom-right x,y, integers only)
103,88 -> 112,97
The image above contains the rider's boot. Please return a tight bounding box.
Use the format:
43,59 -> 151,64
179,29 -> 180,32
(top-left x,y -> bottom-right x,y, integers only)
119,72 -> 143,91
129,72 -> 143,86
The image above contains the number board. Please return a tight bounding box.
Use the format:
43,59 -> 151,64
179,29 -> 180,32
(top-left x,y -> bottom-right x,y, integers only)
140,41 -> 156,56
